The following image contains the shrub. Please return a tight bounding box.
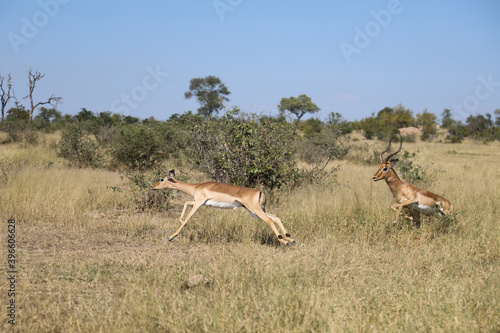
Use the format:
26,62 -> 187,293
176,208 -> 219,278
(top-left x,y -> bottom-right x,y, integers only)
296,125 -> 350,182
110,124 -> 164,170
58,123 -> 102,168
396,150 -> 432,185
0,120 -> 39,144
190,110 -> 300,190
110,164 -> 174,212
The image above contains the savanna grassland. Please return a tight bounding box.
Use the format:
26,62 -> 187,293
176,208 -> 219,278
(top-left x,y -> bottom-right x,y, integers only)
1,131 -> 499,332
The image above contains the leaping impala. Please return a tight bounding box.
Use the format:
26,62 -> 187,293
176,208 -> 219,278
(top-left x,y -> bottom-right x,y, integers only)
152,170 -> 295,245
372,135 -> 454,225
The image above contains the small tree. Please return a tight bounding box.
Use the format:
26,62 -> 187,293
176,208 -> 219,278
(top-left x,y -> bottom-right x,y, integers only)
441,109 -> 454,129
74,108 -> 96,122
416,109 -> 437,140
391,104 -> 415,128
184,76 -> 230,117
34,107 -> 62,123
466,113 -> 494,140
6,102 -> 29,121
494,109 -> 500,127
24,68 -> 62,121
278,94 -> 320,121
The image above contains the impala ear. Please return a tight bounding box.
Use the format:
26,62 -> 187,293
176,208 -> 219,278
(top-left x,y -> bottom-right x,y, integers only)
167,170 -> 175,180
390,159 -> 399,167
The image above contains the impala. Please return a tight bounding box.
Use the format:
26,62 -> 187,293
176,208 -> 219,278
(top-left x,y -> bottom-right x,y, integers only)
372,136 -> 454,225
152,170 -> 295,245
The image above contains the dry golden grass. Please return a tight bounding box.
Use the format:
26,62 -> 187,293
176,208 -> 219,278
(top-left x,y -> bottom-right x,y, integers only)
1,133 -> 499,332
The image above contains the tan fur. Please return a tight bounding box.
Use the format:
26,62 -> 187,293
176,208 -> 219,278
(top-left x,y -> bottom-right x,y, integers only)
152,170 -> 294,244
373,138 -> 454,225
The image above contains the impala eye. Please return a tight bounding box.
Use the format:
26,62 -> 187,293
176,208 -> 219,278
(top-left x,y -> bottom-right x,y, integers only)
160,178 -> 164,182
382,167 -> 388,172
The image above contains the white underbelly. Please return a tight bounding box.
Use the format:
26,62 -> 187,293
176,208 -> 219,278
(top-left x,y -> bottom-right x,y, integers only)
407,202 -> 436,213
205,200 -> 242,209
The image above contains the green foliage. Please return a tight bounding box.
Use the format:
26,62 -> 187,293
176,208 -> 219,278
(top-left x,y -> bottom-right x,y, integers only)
396,150 -> 431,185
327,112 -> 352,134
383,104 -> 415,128
0,120 -> 27,143
34,107 -> 62,123
278,94 -> 320,121
466,113 -> 495,141
354,104 -> 415,140
6,103 -> 29,121
495,109 -> 500,127
441,109 -> 453,128
111,164 -> 174,212
190,109 -> 299,190
58,123 -> 102,168
110,124 -> 165,170
297,124 -> 350,182
74,108 -> 96,122
184,76 -> 231,117
299,118 -> 323,137
416,109 -> 437,140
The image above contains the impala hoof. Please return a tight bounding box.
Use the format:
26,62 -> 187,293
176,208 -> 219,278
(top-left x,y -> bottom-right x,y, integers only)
168,237 -> 173,241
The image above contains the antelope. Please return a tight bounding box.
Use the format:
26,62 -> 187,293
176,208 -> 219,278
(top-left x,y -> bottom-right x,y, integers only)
152,170 -> 295,245
372,136 -> 454,225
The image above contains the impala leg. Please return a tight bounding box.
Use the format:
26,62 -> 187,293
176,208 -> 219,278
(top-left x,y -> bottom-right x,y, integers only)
266,212 -> 295,244
393,200 -> 416,225
390,203 -> 402,225
179,201 -> 195,224
248,209 -> 289,245
168,202 -> 203,241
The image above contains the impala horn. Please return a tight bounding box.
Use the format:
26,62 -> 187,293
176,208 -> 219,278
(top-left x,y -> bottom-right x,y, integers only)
379,138 -> 392,164
384,134 -> 403,163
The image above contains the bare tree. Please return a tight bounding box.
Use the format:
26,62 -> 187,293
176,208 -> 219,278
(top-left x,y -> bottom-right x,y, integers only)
0,73 -> 15,121
24,68 -> 62,121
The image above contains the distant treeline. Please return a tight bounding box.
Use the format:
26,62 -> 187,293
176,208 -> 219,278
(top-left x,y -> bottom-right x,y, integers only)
2,103 -> 500,144
2,104 -> 499,197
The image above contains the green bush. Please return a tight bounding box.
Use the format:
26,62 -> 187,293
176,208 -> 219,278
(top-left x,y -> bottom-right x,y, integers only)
0,120 -> 39,144
396,150 -> 432,185
190,110 -> 300,190
58,123 -> 102,168
110,164 -> 174,212
110,124 -> 164,170
296,125 -> 350,182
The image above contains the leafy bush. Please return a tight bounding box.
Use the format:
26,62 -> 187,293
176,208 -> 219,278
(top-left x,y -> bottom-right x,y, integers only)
109,164 -> 173,212
296,125 -> 350,182
396,150 -> 432,185
110,124 -> 165,170
354,104 -> 415,140
58,123 -> 102,168
445,122 -> 468,143
0,120 -> 39,144
190,110 -> 299,190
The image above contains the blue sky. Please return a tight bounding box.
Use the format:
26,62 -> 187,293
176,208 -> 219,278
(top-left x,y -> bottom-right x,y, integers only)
1,0 -> 499,122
